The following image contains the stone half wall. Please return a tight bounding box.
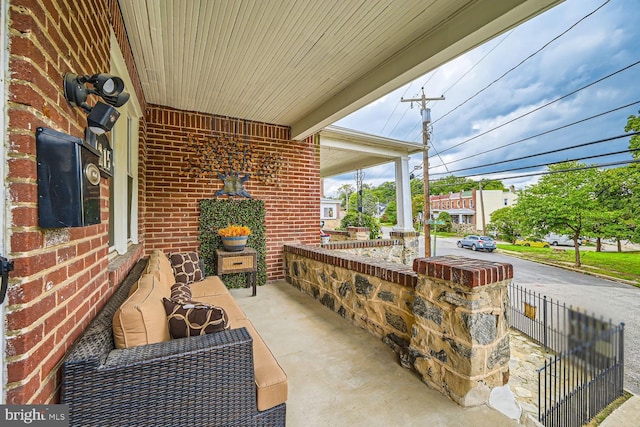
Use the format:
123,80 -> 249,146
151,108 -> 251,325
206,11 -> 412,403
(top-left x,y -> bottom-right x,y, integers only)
411,256 -> 513,407
321,239 -> 403,264
283,245 -> 512,408
284,245 -> 417,348
320,230 -> 419,266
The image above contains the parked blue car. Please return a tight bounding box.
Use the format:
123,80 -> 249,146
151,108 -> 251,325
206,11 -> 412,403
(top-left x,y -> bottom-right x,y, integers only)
457,235 -> 496,252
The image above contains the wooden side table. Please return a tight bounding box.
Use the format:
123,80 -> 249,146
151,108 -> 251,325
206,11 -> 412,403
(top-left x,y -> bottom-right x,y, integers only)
215,247 -> 257,296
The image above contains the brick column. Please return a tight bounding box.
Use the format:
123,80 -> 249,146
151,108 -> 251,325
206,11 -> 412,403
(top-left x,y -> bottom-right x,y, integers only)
390,230 -> 419,265
410,256 -> 512,407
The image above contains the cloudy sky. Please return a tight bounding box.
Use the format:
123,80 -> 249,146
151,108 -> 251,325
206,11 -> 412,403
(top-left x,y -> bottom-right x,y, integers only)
324,0 -> 640,197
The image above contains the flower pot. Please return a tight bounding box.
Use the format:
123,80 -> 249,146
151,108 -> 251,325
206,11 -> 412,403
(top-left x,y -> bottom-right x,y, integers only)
221,235 -> 249,252
320,235 -> 330,244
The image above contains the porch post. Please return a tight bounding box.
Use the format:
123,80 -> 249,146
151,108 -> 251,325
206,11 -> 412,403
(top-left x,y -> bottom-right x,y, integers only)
394,156 -> 413,232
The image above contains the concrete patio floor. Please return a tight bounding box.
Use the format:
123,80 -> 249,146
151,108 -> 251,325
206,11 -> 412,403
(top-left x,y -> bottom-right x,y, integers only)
230,281 -> 521,426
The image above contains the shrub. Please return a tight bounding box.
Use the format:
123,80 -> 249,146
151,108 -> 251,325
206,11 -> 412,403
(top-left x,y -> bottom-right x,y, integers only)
340,211 -> 381,239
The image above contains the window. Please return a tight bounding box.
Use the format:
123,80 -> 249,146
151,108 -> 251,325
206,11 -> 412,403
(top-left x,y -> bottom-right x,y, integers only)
109,31 -> 142,255
321,205 -> 336,219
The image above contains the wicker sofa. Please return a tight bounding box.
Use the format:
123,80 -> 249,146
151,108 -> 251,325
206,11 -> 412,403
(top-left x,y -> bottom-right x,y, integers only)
61,250 -> 287,426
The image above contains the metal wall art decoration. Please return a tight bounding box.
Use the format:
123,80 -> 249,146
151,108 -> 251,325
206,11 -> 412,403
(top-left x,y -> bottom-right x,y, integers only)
182,133 -> 284,198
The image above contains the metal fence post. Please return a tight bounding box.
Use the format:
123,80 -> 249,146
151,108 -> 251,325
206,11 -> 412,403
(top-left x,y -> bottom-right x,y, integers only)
543,295 -> 548,350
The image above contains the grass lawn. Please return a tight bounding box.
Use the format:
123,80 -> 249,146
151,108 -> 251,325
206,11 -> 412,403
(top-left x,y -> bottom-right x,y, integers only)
497,244 -> 640,285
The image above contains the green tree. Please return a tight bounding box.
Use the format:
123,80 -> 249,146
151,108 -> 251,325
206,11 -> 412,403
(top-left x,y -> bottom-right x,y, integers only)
336,184 -> 354,209
624,110 -> 640,243
592,167 -> 637,250
381,200 -> 397,224
430,176 -> 476,195
487,206 -> 521,243
410,177 -> 423,197
411,194 -> 424,223
626,110 -> 640,159
340,211 -> 381,239
430,175 -> 505,195
370,181 -> 396,204
479,179 -> 507,191
435,211 -> 452,233
514,161 -> 599,267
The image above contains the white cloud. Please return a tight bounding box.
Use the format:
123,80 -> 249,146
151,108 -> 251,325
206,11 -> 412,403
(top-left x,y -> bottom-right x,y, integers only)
332,0 -> 640,192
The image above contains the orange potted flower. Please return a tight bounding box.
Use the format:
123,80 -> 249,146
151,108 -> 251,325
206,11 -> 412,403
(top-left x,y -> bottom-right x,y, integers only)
218,225 -> 251,252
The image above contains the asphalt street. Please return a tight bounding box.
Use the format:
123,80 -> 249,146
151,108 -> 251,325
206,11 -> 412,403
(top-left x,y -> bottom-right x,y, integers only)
420,234 -> 640,395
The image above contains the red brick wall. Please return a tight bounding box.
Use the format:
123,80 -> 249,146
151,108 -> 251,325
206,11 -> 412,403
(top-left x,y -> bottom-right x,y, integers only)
144,106 -> 320,280
5,0 -> 145,404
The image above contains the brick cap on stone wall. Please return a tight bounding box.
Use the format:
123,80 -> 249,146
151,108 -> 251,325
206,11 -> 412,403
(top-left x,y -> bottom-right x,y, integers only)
346,226 -> 370,232
390,230 -> 420,237
284,244 -> 417,288
321,239 -> 400,250
413,255 -> 513,288
324,230 -> 349,236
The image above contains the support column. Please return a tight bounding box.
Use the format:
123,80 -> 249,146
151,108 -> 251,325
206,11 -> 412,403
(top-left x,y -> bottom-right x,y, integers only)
389,230 -> 419,265
410,256 -> 513,407
394,156 -> 414,232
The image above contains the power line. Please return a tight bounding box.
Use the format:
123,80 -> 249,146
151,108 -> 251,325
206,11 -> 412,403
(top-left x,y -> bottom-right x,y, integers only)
429,100 -> 640,169
438,59 -> 640,155
428,129 -> 451,174
428,159 -> 640,188
431,131 -> 640,176
441,148 -> 640,180
432,0 -> 613,126
381,71 -> 440,135
399,30 -> 514,141
411,136 -> 640,182
442,30 -> 515,96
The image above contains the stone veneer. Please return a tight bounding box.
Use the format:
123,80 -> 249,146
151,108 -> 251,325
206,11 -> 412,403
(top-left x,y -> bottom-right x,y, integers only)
283,246 -> 512,408
411,256 -> 513,406
284,244 -> 417,346
321,230 -> 419,266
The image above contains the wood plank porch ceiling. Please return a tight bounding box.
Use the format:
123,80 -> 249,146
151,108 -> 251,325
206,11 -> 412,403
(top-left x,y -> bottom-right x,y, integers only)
118,0 -> 562,140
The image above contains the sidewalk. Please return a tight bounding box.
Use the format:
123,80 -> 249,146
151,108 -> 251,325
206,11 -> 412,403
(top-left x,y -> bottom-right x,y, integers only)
599,394 -> 640,427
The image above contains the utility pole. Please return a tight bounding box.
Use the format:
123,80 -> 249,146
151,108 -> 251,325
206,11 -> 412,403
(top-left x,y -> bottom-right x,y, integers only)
401,88 -> 444,257
479,182 -> 486,235
355,169 -> 364,214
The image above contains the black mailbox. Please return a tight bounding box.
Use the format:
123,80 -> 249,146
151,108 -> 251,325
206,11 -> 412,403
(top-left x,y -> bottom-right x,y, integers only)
36,127 -> 101,228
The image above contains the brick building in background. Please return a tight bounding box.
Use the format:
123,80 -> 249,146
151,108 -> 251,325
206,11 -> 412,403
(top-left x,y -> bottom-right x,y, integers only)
431,188 -> 518,234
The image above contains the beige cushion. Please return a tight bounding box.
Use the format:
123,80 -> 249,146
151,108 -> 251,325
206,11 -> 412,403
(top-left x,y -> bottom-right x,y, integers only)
195,293 -> 248,323
190,276 -> 230,298
145,250 -> 175,292
113,274 -> 170,349
233,319 -> 288,411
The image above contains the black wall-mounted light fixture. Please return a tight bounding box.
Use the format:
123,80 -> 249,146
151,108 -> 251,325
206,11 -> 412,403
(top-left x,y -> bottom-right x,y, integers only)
63,73 -> 130,134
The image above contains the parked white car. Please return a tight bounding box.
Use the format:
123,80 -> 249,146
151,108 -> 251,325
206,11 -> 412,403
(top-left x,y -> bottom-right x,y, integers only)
544,234 -> 582,246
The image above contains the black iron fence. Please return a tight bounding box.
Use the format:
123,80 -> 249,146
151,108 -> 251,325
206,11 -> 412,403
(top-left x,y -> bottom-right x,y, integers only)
508,283 -> 625,427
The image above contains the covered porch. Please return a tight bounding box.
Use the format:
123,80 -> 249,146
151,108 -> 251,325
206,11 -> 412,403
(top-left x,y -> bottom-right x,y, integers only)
2,0 -> 566,411
230,281 -> 535,426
